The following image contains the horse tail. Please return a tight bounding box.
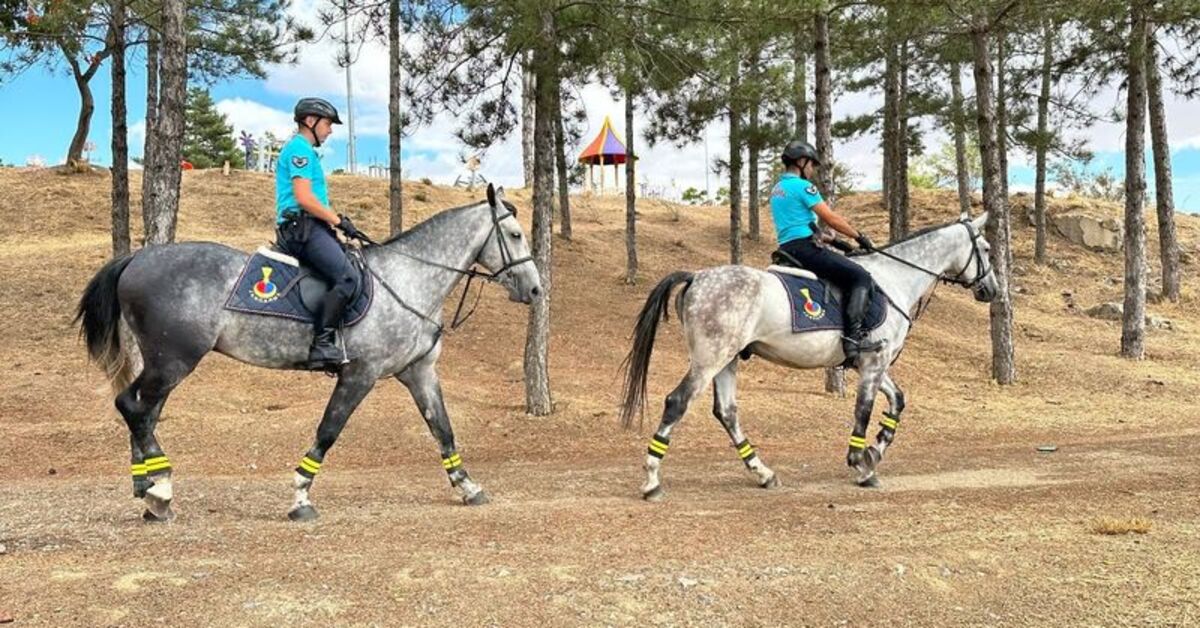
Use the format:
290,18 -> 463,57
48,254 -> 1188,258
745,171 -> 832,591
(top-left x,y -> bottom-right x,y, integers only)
75,253 -> 139,395
619,271 -> 694,430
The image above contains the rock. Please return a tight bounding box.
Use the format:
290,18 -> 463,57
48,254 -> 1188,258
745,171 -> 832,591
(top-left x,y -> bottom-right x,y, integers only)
1147,315 -> 1173,331
0,610 -> 12,624
0,543 -> 6,555
677,576 -> 699,589
1085,302 -> 1123,320
1052,213 -> 1123,252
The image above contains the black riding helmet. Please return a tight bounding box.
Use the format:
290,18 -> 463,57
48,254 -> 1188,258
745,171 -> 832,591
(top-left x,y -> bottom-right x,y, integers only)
294,97 -> 343,147
781,140 -> 821,167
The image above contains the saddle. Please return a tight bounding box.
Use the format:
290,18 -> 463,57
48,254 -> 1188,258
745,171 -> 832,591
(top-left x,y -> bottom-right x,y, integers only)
767,248 -> 887,334
223,246 -> 374,327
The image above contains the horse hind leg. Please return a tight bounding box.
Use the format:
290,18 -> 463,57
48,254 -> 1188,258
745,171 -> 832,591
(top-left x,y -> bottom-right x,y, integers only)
642,365 -> 716,501
116,364 -> 191,522
710,360 -> 778,489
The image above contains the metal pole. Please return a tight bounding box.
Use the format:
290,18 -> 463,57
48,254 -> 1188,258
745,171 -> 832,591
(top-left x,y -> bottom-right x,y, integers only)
343,1 -> 357,174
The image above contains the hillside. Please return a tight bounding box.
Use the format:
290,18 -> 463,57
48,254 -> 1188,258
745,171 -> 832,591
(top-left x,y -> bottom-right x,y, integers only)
1,167 -> 1198,625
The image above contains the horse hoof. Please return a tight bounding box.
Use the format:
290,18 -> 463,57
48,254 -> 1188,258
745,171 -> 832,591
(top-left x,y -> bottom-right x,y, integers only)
463,490 -> 490,506
759,474 -> 781,489
141,507 -> 175,523
857,475 -> 881,489
642,486 -> 665,502
287,505 -> 320,522
132,478 -> 152,499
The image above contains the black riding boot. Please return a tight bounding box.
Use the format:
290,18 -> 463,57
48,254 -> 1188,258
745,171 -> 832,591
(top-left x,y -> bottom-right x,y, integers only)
842,285 -> 883,363
307,290 -> 351,371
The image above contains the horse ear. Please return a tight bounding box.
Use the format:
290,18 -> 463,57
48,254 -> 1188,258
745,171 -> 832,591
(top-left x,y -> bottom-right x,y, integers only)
487,183 -> 497,207
494,185 -> 506,200
971,212 -> 988,231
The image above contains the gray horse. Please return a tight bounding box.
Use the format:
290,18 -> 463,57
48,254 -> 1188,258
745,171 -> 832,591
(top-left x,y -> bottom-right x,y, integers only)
76,184 -> 541,521
619,214 -> 999,499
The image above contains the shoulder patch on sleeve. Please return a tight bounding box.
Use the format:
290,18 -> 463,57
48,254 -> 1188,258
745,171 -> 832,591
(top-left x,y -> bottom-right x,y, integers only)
805,185 -> 818,195
291,155 -> 309,169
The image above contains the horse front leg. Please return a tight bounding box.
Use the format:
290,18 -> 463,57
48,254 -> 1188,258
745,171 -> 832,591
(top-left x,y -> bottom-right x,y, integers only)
288,363 -> 378,521
395,349 -> 488,506
847,362 -> 886,488
872,373 -> 906,461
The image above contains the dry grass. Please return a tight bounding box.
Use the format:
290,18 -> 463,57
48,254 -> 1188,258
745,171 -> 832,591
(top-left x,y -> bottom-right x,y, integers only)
1091,516 -> 1153,535
1,167 -> 1199,625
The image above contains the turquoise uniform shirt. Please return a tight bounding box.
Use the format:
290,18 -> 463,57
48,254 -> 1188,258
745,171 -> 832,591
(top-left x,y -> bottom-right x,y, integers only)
769,173 -> 825,245
275,134 -> 328,224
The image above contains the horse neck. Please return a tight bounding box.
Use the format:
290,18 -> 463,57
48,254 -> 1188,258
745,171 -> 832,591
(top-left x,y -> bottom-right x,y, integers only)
860,227 -> 965,315
371,203 -> 492,308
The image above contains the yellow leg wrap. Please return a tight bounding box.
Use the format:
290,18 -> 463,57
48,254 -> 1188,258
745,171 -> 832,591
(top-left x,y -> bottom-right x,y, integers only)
848,436 -> 867,450
647,437 -> 670,459
442,452 -> 463,471
131,463 -> 147,477
880,417 -> 899,431
143,455 -> 171,474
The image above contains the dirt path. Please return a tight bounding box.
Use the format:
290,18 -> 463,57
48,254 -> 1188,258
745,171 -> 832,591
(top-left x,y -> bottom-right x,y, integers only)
3,428 -> 1197,627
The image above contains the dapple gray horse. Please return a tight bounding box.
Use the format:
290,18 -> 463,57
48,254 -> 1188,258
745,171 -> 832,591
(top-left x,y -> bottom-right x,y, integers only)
76,184 -> 541,521
620,214 -> 999,499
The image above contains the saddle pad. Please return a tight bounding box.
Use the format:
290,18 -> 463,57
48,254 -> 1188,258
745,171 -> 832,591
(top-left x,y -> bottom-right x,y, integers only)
223,247 -> 374,327
769,271 -> 888,334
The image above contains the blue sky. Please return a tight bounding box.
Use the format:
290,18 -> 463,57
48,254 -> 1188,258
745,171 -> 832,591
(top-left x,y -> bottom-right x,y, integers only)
3,25 -> 1199,214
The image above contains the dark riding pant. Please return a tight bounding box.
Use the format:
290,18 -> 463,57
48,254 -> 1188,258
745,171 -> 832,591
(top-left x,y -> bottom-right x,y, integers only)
779,236 -> 875,337
278,213 -> 357,331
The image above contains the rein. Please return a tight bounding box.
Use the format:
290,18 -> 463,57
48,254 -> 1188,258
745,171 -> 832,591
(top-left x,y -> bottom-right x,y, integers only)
357,202 -> 534,335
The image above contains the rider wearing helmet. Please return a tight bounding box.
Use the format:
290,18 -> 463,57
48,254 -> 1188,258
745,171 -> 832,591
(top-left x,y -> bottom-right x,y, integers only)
769,140 -> 882,363
275,97 -> 367,371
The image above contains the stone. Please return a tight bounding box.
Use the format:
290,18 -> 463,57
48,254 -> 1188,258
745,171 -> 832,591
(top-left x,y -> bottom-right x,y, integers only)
1052,213 -> 1123,252
1147,315 -> 1174,331
1085,302 -> 1123,320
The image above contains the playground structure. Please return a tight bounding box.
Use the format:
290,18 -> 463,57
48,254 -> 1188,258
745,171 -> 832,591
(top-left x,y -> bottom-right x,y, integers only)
453,153 -> 487,190
578,115 -> 631,195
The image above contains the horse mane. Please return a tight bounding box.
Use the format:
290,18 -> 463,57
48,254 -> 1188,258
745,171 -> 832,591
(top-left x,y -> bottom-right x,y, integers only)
378,198 -> 519,246
874,219 -> 967,251
379,200 -> 485,245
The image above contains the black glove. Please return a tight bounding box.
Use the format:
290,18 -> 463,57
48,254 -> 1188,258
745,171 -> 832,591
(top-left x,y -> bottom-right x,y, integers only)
336,214 -> 363,241
855,233 -> 876,251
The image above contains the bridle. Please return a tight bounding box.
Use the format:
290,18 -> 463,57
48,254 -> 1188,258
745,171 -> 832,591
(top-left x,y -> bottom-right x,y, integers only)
864,220 -> 994,329
868,220 -> 993,289
361,200 -> 535,333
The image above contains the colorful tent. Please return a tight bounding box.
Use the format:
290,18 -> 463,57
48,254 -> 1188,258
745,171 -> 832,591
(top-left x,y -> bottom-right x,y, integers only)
577,115 -> 631,194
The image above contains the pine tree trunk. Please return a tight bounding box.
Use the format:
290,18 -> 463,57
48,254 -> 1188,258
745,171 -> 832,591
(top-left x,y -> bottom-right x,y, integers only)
1146,25 -> 1179,303
554,80 -> 572,240
882,41 -> 897,219
728,69 -> 743,265
814,10 -> 844,396
997,33 -> 1011,206
897,40 -> 910,236
748,69 -> 761,242
110,0 -> 130,256
1034,22 -> 1052,265
144,0 -> 186,245
521,51 -> 536,189
141,26 -> 160,239
624,87 -> 637,284
972,18 -> 1016,384
793,29 -> 808,142
1121,3 -> 1149,359
524,14 -> 556,416
951,63 -> 971,217
388,0 -> 403,236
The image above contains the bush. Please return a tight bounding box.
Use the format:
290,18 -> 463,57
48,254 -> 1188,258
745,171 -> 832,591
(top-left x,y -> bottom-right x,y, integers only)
413,191 -> 428,202
420,177 -> 432,185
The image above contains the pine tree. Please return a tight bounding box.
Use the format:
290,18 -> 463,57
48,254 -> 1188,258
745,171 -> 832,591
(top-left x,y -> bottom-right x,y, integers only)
182,87 -> 244,169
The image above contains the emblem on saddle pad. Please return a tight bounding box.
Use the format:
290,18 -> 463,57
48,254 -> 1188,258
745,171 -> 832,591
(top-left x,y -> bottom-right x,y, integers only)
798,287 -> 825,320
251,267 -> 280,302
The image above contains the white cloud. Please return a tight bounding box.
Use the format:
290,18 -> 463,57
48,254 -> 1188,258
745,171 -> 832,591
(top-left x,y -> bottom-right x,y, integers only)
215,98 -> 295,139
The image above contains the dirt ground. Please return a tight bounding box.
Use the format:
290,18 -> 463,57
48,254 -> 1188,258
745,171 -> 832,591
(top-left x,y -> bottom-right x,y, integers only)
1,168 -> 1199,626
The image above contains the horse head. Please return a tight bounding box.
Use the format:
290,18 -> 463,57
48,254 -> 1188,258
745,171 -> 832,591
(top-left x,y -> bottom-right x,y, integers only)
477,184 -> 542,304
